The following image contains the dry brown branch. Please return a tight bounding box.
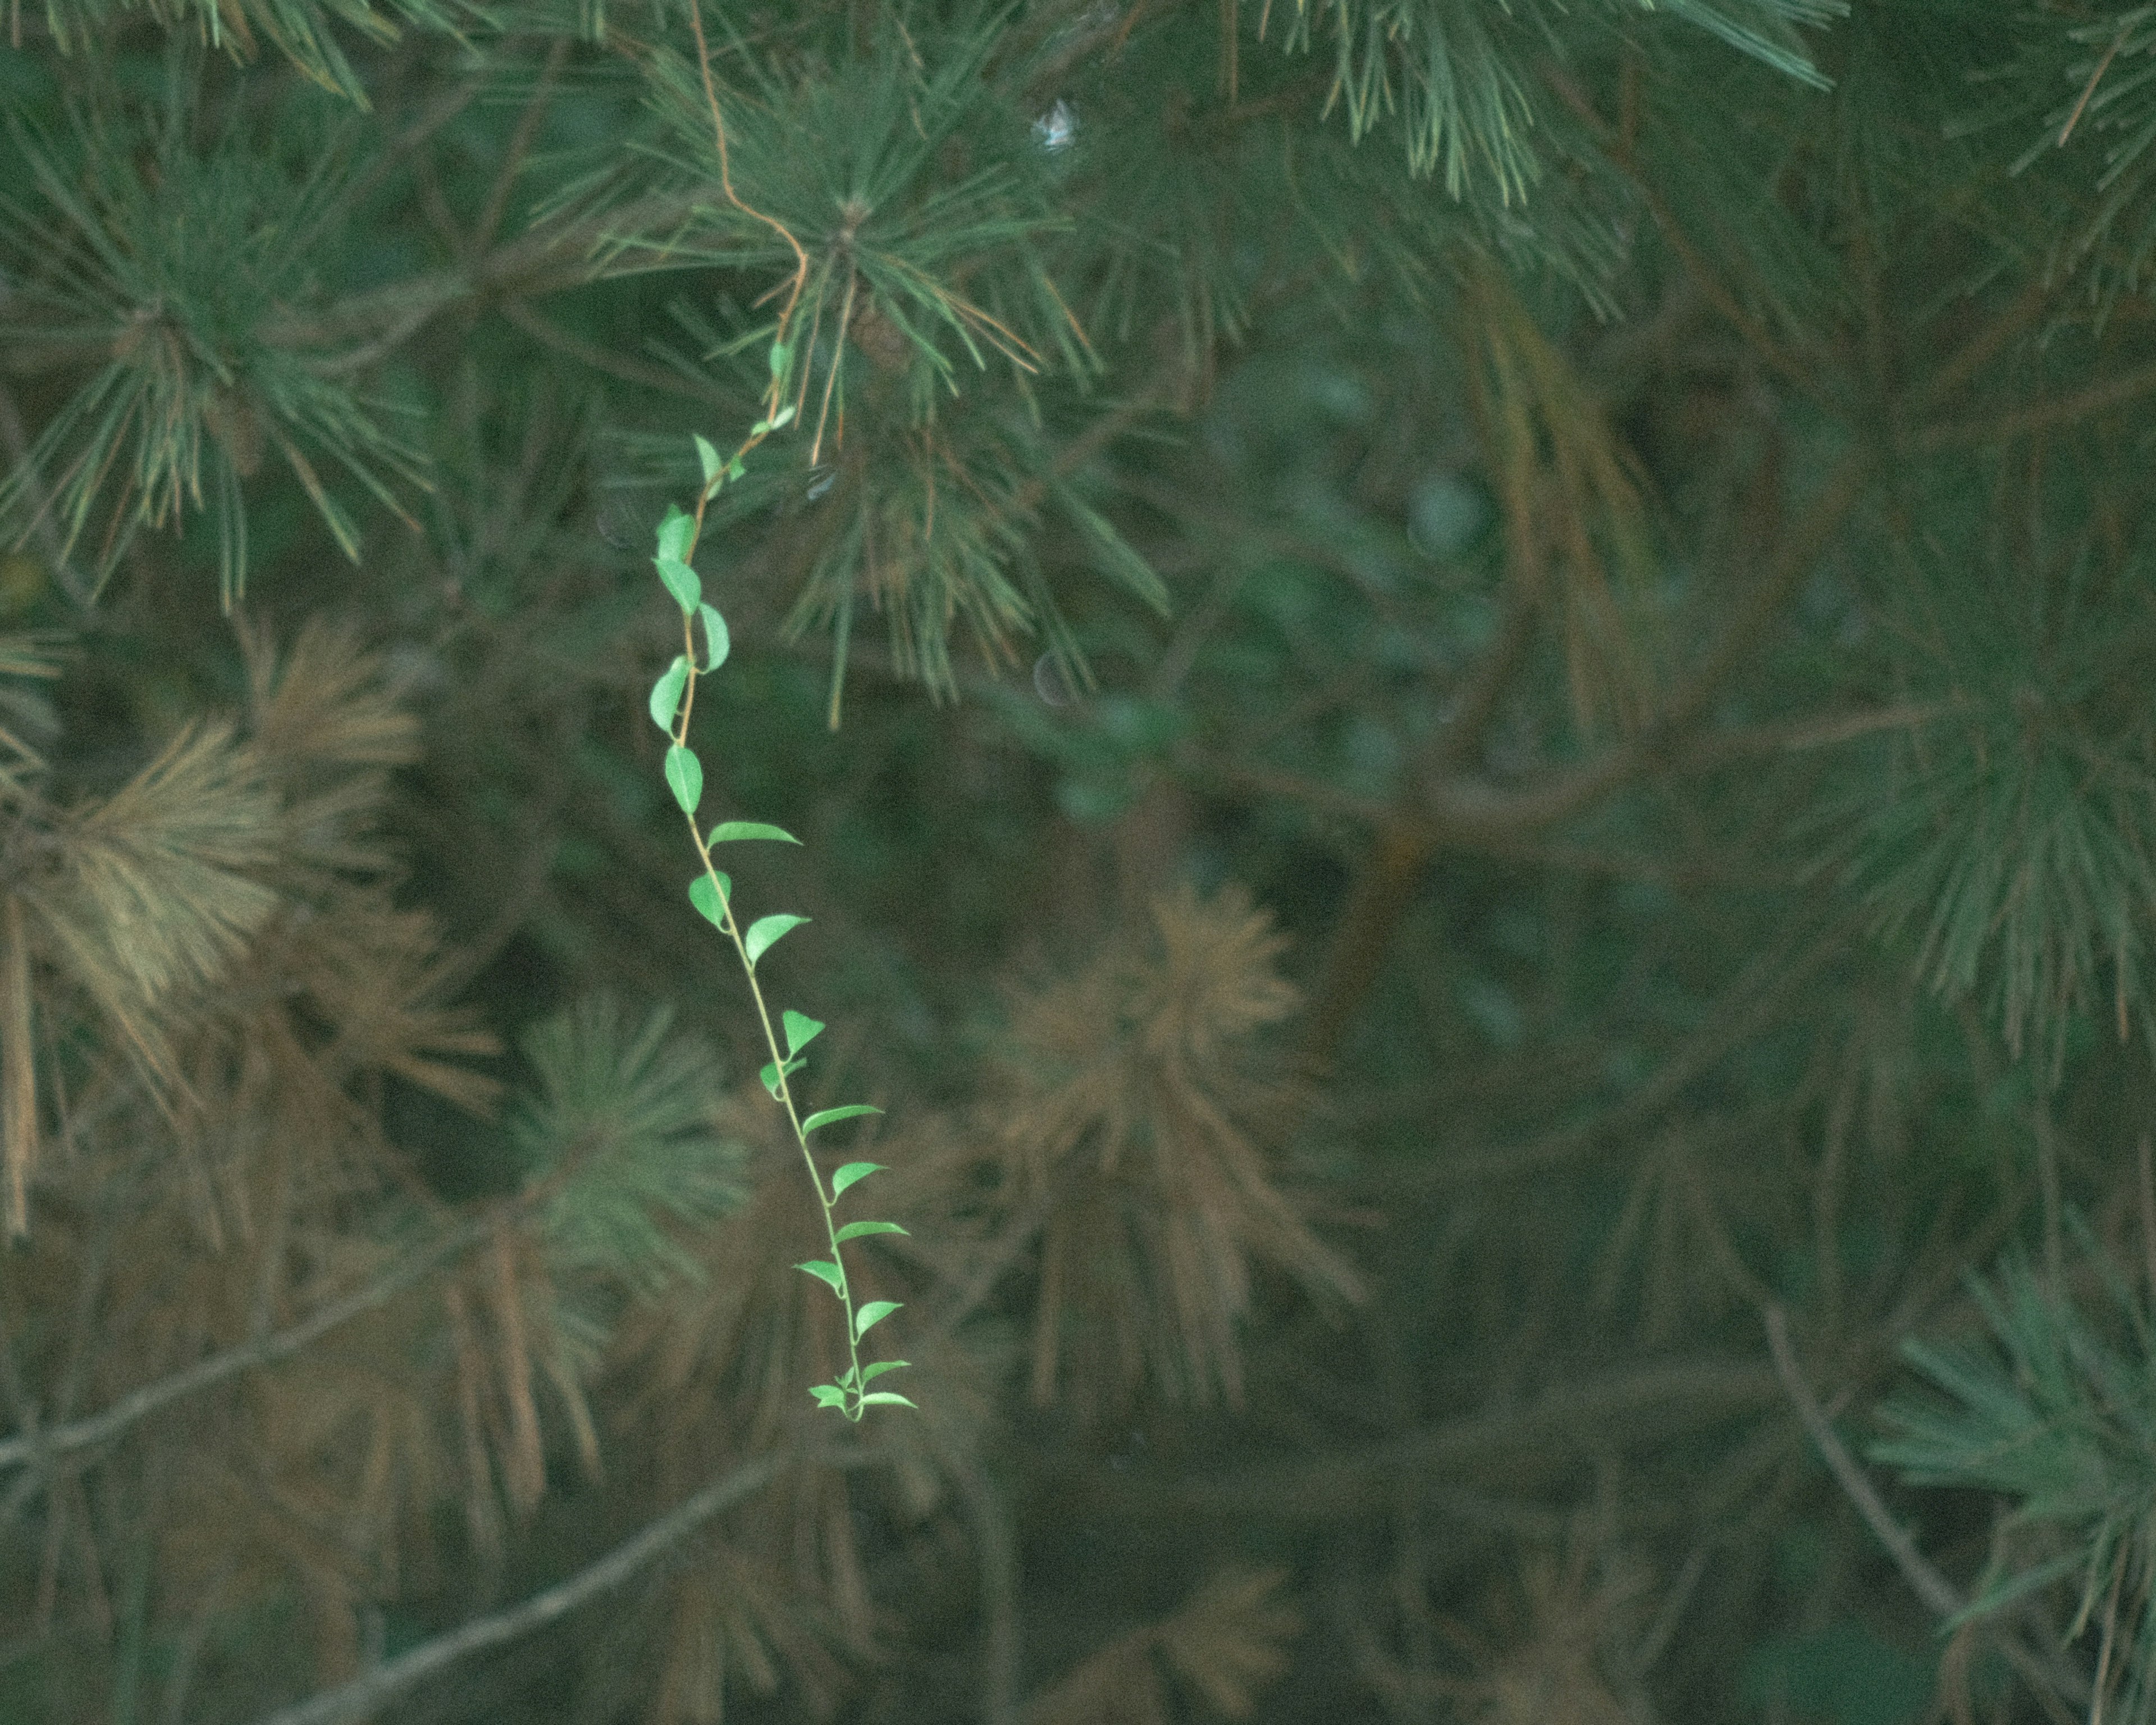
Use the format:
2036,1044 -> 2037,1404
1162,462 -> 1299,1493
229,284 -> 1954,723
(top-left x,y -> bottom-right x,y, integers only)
1916,359 -> 2156,451
1408,918 -> 1851,1186
0,1213 -> 490,1474
1761,1305 -> 1963,1618
244,1450 -> 806,1725
1049,1357 -> 1780,1523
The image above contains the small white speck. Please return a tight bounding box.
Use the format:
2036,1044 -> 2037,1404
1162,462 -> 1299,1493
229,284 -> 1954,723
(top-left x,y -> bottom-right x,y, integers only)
1034,100 -> 1077,153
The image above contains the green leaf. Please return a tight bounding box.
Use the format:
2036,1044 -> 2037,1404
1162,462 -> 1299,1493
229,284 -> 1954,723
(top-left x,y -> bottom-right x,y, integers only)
769,341 -> 792,380
808,1383 -> 849,1409
751,418 -> 773,437
688,872 -> 729,928
709,822 -> 800,845
832,1161 -> 885,1198
802,1105 -> 883,1134
794,1259 -> 845,1295
834,1219 -> 908,1243
656,504 -> 695,563
760,1054 -> 805,1098
858,1359 -> 909,1383
853,1300 -> 902,1340
728,455 -> 745,482
770,404 -> 797,430
649,657 -> 689,733
655,554 -> 700,613
744,913 -> 808,968
693,433 -> 722,486
782,1009 -> 824,1056
664,745 -> 703,815
857,1391 -> 917,1409
697,604 -> 729,672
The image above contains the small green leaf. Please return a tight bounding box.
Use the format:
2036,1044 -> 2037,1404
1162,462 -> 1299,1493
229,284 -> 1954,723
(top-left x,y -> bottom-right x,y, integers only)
656,504 -> 694,562
857,1391 -> 917,1409
808,1383 -> 848,1409
728,455 -> 744,482
794,1259 -> 845,1295
802,1105 -> 883,1134
665,745 -> 704,815
834,1219 -> 908,1243
709,822 -> 800,845
770,404 -> 796,429
649,656 -> 689,733
697,604 -> 729,671
853,1300 -> 902,1340
782,1010 -> 824,1056
745,913 -> 808,968
769,341 -> 792,380
858,1359 -> 909,1383
694,433 -> 722,486
832,1161 -> 884,1199
688,872 -> 729,928
751,418 -> 772,437
655,555 -> 700,613
760,1054 -> 805,1099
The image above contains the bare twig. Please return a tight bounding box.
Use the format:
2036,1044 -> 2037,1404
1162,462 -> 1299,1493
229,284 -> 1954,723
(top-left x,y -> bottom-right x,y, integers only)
1410,918 -> 1851,1186
1917,359 -> 2156,451
1762,1304 -> 1964,1618
949,1452 -> 1020,1725
243,1450 -> 805,1725
1052,1357 -> 1780,1522
0,1215 -> 490,1474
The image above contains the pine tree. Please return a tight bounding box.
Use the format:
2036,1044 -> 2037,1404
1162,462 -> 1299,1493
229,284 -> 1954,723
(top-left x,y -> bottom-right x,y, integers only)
8,1 -> 2156,1722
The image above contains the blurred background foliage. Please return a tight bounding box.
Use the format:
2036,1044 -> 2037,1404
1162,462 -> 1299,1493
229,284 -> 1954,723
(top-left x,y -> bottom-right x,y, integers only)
6,1 -> 2156,1722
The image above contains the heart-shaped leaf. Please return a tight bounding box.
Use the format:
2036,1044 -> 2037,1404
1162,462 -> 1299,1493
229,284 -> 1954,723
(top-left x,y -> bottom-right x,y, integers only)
794,1259 -> 844,1295
802,1105 -> 882,1134
649,657 -> 689,733
708,822 -> 800,845
834,1219 -> 908,1243
760,1054 -> 805,1099
782,1010 -> 824,1056
655,504 -> 694,563
655,555 -> 700,613
744,913 -> 808,968
665,745 -> 703,815
808,1383 -> 848,1409
853,1300 -> 902,1341
831,1161 -> 884,1199
688,872 -> 729,928
698,603 -> 729,670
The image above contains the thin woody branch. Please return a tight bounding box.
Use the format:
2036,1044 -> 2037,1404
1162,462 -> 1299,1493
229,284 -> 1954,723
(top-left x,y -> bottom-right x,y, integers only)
244,1450 -> 806,1725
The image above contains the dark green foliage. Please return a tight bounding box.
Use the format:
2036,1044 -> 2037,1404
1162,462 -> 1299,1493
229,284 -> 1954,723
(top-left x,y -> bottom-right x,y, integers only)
1874,1229 -> 2156,1723
0,67 -> 428,598
10,1 -> 2156,1723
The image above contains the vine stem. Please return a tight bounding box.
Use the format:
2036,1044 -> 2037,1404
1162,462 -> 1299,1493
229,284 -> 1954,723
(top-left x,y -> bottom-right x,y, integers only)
667,558 -> 872,1422
685,0 -> 808,400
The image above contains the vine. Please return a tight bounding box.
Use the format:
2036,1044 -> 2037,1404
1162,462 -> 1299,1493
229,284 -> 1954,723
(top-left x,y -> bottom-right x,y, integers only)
646,336 -> 913,1422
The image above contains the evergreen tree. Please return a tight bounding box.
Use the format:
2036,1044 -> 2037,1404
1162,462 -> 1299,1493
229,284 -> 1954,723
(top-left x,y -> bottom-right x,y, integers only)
6,1 -> 2156,1721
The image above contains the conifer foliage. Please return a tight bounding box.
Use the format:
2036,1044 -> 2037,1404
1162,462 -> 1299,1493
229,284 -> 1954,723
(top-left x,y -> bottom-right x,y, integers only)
9,0 -> 2156,1722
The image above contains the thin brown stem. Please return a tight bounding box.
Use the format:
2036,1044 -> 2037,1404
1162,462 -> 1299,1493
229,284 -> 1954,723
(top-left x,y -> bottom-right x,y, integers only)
1764,1305 -> 1965,1619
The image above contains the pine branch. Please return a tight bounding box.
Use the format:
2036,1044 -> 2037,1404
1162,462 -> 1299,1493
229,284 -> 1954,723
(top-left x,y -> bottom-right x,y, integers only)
0,1212 -> 489,1474
1764,1304 -> 1964,1618
1049,1356 -> 1782,1521
243,1450 -> 805,1725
